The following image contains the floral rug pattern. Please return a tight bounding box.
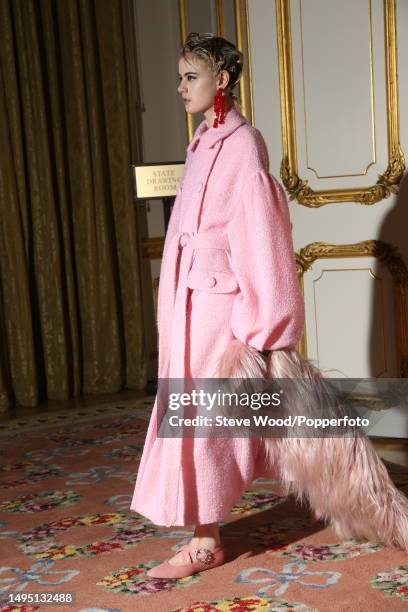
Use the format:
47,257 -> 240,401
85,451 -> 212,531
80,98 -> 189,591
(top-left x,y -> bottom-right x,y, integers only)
0,397 -> 407,611
371,565 -> 408,601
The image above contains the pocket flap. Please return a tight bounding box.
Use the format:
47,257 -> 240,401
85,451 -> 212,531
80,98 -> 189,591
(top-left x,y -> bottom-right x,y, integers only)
186,268 -> 238,293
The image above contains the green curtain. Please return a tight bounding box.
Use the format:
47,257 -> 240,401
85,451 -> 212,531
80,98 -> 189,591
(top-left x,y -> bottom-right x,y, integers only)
0,0 -> 147,411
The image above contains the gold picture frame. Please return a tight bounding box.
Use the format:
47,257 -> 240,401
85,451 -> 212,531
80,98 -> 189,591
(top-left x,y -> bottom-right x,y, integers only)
276,0 -> 405,206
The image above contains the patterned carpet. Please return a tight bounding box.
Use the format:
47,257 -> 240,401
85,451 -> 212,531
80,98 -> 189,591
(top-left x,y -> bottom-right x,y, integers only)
0,397 -> 407,611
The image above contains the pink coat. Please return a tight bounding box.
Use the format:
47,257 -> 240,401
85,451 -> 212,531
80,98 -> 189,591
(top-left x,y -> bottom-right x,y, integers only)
131,106 -> 305,526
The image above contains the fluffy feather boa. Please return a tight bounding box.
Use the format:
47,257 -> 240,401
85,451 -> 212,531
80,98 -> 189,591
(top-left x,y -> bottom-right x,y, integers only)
213,339 -> 408,551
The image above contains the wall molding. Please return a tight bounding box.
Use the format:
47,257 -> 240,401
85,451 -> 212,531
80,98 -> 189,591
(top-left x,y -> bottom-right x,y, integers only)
295,240 -> 408,376
276,0 -> 405,206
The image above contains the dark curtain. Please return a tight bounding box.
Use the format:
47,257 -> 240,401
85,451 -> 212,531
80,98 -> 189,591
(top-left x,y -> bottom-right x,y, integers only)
0,0 -> 147,411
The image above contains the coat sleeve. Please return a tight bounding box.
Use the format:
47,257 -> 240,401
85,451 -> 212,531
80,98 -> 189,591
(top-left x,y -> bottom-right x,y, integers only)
227,170 -> 305,351
161,192 -> 181,260
156,188 -> 181,332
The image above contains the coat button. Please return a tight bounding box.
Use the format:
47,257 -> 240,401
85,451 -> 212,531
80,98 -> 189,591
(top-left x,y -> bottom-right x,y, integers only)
206,276 -> 216,288
179,233 -> 190,247
198,181 -> 203,192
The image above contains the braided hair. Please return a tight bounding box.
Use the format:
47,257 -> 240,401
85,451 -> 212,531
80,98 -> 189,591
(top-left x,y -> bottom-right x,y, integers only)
180,32 -> 243,101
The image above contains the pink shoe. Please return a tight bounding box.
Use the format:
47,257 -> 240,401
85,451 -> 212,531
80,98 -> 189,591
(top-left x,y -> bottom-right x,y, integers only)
146,544 -> 227,579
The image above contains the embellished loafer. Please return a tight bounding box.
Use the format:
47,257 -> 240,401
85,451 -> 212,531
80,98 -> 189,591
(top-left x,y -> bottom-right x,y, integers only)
146,544 -> 227,579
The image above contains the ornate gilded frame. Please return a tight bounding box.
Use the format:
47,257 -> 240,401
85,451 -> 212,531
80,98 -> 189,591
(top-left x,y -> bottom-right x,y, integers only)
178,0 -> 254,141
295,240 -> 408,376
276,0 -> 405,206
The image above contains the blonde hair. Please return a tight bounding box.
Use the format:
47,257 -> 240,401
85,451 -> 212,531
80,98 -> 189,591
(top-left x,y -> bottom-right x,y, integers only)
180,32 -> 243,102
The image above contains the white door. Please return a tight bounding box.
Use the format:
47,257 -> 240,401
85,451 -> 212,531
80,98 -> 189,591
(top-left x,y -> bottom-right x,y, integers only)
248,0 -> 408,437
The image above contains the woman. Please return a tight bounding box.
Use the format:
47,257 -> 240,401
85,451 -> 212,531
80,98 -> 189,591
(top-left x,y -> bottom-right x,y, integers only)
131,33 -> 408,579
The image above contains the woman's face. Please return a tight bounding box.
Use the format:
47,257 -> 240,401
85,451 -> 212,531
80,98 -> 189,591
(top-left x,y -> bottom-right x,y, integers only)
177,54 -> 218,115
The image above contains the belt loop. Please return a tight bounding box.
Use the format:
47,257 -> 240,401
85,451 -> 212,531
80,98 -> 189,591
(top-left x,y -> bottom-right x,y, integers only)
226,249 -> 235,273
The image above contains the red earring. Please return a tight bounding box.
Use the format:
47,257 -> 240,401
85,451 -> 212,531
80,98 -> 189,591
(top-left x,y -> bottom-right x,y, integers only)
213,87 -> 226,128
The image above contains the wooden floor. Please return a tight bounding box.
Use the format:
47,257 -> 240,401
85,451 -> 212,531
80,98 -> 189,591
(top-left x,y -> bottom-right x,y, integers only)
1,389 -> 407,468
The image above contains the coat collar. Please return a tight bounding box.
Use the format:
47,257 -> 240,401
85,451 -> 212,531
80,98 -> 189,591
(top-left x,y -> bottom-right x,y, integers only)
187,106 -> 247,152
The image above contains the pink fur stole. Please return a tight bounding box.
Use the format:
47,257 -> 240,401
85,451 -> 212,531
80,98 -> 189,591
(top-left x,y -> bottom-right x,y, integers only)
213,339 -> 408,551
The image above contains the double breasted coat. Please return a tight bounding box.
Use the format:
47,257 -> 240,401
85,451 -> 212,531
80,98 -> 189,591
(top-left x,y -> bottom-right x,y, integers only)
131,106 -> 305,526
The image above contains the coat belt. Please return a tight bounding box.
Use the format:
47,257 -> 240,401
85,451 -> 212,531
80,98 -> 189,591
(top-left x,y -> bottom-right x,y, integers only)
158,229 -> 230,379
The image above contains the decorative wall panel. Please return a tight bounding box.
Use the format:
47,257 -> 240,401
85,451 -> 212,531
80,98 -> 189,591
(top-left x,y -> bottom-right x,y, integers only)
276,0 -> 405,206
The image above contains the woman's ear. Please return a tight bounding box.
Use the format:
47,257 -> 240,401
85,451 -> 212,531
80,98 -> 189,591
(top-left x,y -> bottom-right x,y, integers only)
217,69 -> 230,90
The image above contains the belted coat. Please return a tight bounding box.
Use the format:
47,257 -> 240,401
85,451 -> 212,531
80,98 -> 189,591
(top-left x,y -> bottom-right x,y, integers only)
131,106 -> 305,526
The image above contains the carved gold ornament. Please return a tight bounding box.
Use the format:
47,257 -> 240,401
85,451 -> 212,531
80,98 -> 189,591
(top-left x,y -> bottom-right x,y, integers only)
276,0 -> 405,206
